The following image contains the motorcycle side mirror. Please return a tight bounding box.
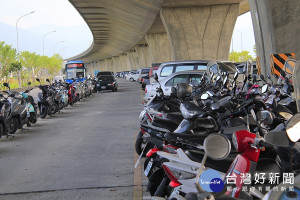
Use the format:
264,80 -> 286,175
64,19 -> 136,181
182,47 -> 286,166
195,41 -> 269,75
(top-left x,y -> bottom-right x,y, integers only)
28,82 -> 31,85
201,93 -> 209,100
286,113 -> 300,142
46,79 -> 50,83
3,83 -> 9,88
234,72 -> 238,80
265,131 -> 291,148
274,74 -> 279,79
154,73 -> 158,82
203,134 -> 231,160
262,84 -> 268,93
267,73 -> 272,80
36,78 -> 40,82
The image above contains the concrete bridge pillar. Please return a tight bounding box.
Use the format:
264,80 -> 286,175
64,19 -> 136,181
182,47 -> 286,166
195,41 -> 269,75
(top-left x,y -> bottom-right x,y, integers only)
99,60 -> 106,71
127,50 -> 140,70
135,45 -> 152,68
160,4 -> 239,61
249,0 -> 300,76
145,33 -> 172,63
112,56 -> 123,72
105,58 -> 113,72
119,53 -> 131,71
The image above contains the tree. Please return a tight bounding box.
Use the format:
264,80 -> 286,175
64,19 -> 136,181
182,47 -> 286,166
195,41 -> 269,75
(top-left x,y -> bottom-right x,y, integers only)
229,50 -> 253,62
0,42 -> 17,81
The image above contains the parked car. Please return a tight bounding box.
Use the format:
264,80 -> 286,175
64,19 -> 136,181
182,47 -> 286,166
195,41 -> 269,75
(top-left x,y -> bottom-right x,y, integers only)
126,70 -> 139,81
97,74 -> 118,92
123,71 -> 129,78
144,70 -> 205,101
142,63 -> 160,89
115,72 -> 121,77
97,71 -> 114,76
151,60 -> 210,84
137,68 -> 150,83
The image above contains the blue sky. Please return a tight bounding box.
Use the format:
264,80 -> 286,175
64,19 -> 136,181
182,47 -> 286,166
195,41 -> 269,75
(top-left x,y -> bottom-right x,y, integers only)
0,0 -> 256,59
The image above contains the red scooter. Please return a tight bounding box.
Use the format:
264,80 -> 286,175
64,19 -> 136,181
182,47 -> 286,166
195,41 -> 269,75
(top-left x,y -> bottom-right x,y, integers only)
67,82 -> 77,106
225,110 -> 282,199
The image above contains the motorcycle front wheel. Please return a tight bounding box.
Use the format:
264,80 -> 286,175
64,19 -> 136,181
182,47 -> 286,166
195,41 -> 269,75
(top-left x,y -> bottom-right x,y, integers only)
30,112 -> 37,124
40,105 -> 48,119
8,118 -> 18,134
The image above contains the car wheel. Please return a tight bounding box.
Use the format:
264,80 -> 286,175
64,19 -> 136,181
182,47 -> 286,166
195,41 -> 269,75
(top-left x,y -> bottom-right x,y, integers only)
130,78 -> 133,82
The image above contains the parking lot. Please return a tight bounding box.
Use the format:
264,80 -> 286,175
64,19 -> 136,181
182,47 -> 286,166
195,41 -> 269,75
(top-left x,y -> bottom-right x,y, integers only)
0,78 -> 145,200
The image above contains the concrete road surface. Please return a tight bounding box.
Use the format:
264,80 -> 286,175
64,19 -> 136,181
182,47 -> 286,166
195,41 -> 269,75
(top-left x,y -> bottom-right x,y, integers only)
0,78 -> 143,200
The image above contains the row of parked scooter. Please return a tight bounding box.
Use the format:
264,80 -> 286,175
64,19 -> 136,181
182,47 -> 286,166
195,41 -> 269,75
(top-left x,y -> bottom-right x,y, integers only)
135,60 -> 300,200
0,78 -> 97,139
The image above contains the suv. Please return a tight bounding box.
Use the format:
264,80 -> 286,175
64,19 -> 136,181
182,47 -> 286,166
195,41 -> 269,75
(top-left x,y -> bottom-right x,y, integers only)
142,63 -> 160,89
97,71 -> 114,76
137,68 -> 151,83
126,70 -> 138,82
97,74 -> 118,92
151,60 -> 210,83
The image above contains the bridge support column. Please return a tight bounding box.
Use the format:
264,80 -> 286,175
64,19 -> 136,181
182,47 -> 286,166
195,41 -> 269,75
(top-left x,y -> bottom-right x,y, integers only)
249,0 -> 300,76
119,53 -> 131,71
160,4 -> 239,61
135,45 -> 152,68
145,33 -> 172,63
127,50 -> 139,70
112,56 -> 123,72
105,58 -> 113,72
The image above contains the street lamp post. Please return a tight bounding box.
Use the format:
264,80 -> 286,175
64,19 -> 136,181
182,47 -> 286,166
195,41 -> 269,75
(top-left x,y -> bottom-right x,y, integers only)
235,30 -> 243,50
43,30 -> 56,56
16,11 -> 35,57
54,41 -> 64,54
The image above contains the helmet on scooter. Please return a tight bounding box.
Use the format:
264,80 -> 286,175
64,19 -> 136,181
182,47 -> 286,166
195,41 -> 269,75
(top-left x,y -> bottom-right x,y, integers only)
175,83 -> 192,99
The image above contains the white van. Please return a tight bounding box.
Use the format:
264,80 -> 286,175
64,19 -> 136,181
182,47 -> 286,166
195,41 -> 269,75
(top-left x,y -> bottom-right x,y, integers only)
151,60 -> 209,83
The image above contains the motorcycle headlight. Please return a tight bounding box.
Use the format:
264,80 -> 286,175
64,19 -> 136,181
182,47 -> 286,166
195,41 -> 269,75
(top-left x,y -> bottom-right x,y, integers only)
278,112 -> 293,121
0,104 -> 5,116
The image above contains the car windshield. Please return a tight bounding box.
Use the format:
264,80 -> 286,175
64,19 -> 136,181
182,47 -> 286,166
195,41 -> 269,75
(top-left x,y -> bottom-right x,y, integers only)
99,76 -> 115,81
97,72 -> 112,76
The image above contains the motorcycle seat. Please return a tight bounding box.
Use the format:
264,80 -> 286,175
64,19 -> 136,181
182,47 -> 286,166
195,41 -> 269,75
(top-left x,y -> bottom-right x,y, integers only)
152,118 -> 179,132
186,150 -> 238,173
166,112 -> 183,124
164,132 -> 208,141
194,117 -> 217,129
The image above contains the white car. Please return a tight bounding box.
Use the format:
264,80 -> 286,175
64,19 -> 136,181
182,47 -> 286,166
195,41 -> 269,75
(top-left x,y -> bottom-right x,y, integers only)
126,70 -> 138,81
144,70 -> 204,101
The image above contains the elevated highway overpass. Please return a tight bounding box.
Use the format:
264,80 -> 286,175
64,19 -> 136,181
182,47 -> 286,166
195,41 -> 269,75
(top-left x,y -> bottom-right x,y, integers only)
67,0 -> 299,77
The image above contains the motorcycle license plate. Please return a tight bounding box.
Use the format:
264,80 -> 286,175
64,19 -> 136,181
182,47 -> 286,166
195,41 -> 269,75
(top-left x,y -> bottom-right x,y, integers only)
101,86 -> 106,89
144,160 -> 153,177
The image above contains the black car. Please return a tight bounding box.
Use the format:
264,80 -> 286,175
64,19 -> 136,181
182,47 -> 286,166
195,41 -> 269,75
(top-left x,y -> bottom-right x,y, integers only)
97,75 -> 118,92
